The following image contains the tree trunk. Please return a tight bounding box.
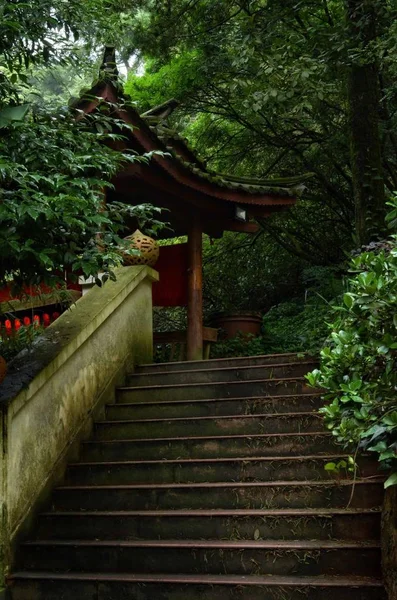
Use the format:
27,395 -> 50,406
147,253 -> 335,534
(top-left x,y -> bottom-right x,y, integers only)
346,0 -> 386,245
187,217 -> 203,361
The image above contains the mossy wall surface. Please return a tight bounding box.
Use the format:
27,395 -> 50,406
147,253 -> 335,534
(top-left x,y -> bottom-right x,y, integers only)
0,266 -> 158,587
0,407 -> 6,595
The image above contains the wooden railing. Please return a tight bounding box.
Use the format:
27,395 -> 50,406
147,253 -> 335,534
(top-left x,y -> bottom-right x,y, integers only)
154,326 -> 218,361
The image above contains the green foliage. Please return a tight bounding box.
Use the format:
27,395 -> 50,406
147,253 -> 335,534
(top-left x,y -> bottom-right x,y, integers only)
203,232 -> 305,316
120,0 -> 397,262
25,53 -> 103,110
323,456 -> 356,476
0,104 -> 29,128
0,99 -> 164,290
125,52 -> 205,111
260,263 -> 342,355
210,285 -> 335,360
203,233 -> 339,358
0,0 -> 121,103
0,1 -> 166,292
209,294 -> 331,359
261,298 -> 332,356
210,334 -> 266,360
307,196 -> 397,487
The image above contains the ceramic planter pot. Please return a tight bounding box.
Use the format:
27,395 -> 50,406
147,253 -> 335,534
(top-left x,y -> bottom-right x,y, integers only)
214,312 -> 262,339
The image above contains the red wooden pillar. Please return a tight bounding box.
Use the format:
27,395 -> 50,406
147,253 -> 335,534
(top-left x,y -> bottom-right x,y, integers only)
187,217 -> 203,361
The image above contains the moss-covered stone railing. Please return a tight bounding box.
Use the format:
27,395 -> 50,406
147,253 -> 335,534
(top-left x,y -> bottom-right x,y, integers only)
0,266 -> 158,592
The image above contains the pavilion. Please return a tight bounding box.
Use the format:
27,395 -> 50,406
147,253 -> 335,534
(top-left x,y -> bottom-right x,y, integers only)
77,46 -> 307,360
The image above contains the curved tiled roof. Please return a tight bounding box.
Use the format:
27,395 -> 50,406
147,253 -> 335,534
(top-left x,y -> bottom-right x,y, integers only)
141,113 -> 311,199
74,47 -> 311,229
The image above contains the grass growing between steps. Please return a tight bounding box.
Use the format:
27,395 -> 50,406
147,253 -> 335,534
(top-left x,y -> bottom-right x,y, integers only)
222,516 -> 336,541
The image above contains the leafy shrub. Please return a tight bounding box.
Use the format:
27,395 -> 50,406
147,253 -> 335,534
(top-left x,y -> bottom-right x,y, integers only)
261,298 -> 332,355
210,334 -> 267,359
0,100 -> 166,290
307,199 -> 397,487
203,232 -> 304,315
209,294 -> 332,359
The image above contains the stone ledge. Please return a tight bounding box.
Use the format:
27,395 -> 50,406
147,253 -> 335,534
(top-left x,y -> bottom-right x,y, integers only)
0,264 -> 157,588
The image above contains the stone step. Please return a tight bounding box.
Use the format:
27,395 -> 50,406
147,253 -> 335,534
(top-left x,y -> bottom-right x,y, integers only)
105,393 -> 324,420
65,455 -> 378,486
117,377 -> 315,403
8,572 -> 387,600
35,508 -> 381,542
52,480 -> 384,511
19,539 -> 382,577
137,352 -> 311,373
81,432 -> 338,461
94,412 -> 324,440
7,348 -> 386,600
127,361 -> 318,386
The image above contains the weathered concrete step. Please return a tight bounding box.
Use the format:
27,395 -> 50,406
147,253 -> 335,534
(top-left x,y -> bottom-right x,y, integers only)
94,412 -> 323,440
127,361 -> 318,386
8,572 -> 387,600
52,480 -> 384,511
19,539 -> 382,577
35,508 -> 381,542
66,455 -> 378,486
117,377 -> 315,403
106,393 -> 323,420
137,352 -> 311,373
81,432 -> 337,461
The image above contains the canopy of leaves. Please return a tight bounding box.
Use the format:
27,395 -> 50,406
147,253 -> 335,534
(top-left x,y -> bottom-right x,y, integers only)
122,0 -> 397,262
0,1 -> 163,294
0,98 -> 164,290
203,232 -> 304,315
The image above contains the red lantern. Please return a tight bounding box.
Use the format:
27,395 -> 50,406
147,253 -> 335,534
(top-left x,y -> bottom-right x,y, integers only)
33,315 -> 40,328
43,314 -> 51,327
14,319 -> 21,331
5,320 -> 12,336
23,317 -> 31,326
52,312 -> 60,321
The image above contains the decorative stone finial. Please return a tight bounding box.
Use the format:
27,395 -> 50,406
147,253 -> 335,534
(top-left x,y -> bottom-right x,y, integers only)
122,230 -> 160,267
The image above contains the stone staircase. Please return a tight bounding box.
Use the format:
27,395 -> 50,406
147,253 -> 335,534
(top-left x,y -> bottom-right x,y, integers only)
9,353 -> 386,599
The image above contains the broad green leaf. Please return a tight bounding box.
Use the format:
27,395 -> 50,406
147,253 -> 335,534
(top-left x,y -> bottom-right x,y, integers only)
385,473 -> 397,489
343,293 -> 354,309
0,104 -> 30,128
324,462 -> 337,471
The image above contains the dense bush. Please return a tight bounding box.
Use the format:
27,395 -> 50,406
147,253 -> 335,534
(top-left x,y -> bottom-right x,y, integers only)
307,199 -> 397,487
208,265 -> 340,359
0,100 -> 166,291
152,295 -> 333,361
261,298 -> 332,355
203,232 -> 305,315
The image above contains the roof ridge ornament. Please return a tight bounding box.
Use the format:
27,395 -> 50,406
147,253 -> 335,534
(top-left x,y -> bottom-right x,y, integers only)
141,98 -> 179,120
100,44 -> 119,81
